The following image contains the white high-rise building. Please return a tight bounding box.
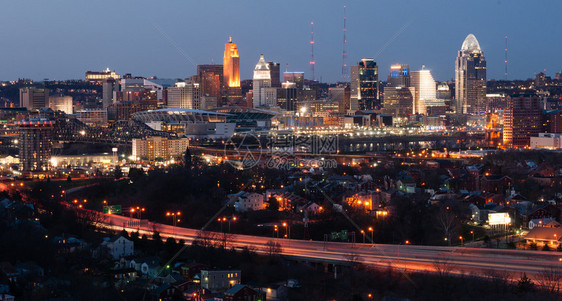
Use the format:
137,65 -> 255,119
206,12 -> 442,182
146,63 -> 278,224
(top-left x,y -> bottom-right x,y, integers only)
410,69 -> 436,115
455,34 -> 487,114
252,54 -> 272,108
20,87 -> 49,110
167,82 -> 201,109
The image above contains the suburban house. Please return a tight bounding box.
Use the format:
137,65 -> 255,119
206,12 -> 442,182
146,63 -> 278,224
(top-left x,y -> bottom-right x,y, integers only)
99,236 -> 134,260
223,284 -> 266,301
528,217 -> 556,229
233,192 -> 265,212
129,256 -> 161,277
297,202 -> 321,215
200,269 -> 241,291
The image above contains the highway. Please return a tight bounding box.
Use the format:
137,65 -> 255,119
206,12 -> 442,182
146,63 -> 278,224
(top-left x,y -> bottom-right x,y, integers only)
101,213 -> 562,279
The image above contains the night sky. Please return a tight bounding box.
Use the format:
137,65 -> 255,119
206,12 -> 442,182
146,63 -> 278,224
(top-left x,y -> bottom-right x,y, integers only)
1,0 -> 560,82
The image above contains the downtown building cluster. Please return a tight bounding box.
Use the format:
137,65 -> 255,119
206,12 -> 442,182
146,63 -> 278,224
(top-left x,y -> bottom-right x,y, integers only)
4,34 -> 562,177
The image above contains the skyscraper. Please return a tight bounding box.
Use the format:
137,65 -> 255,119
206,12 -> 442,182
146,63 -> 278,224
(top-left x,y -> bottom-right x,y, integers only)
223,37 -> 242,103
17,119 -> 55,175
503,95 -> 542,148
20,87 -> 49,110
167,82 -> 201,109
268,62 -> 281,88
455,34 -> 487,114
102,78 -> 118,109
411,69 -> 437,115
283,72 -> 305,90
387,64 -> 410,87
197,64 -> 223,104
253,55 -> 274,108
350,59 -> 379,111
383,64 -> 413,117
278,82 -> 298,111
328,85 -> 350,115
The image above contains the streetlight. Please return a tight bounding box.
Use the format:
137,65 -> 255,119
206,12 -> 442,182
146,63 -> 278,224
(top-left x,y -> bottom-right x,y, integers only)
221,216 -> 237,233
283,222 -> 291,239
459,236 -> 464,247
470,230 -> 475,242
273,225 -> 278,238
132,206 -> 145,219
368,227 -> 373,243
166,211 -> 181,234
361,230 -> 365,244
218,218 -> 224,232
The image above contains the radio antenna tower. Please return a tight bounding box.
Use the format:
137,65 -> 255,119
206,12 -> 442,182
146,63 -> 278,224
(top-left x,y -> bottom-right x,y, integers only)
341,5 -> 349,80
504,36 -> 508,80
310,21 -> 315,81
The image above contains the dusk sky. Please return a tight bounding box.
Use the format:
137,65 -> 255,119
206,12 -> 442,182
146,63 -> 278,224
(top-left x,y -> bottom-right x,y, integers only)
1,0 -> 561,82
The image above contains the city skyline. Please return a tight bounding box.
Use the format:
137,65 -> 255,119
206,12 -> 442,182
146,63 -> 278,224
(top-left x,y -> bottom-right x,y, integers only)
0,0 -> 561,82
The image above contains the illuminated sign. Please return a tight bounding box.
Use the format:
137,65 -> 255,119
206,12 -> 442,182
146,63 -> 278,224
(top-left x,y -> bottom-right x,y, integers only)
488,212 -> 511,225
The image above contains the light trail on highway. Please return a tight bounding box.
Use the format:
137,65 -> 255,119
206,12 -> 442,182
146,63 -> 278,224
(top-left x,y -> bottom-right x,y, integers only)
101,212 -> 562,280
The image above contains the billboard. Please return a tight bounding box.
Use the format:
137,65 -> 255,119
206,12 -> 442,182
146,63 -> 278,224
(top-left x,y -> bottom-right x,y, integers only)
488,212 -> 511,225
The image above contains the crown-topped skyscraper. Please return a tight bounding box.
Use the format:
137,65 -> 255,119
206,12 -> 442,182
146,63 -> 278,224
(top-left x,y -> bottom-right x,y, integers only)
455,34 -> 487,114
223,37 -> 242,105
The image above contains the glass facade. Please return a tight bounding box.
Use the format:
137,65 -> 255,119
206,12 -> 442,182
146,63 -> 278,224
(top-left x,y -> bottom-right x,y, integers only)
350,58 -> 379,110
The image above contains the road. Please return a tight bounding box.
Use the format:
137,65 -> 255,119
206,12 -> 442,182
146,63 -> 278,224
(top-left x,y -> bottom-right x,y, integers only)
101,213 -> 562,279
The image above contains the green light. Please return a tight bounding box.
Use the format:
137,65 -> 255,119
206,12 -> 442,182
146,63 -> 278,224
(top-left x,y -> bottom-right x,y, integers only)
166,265 -> 170,269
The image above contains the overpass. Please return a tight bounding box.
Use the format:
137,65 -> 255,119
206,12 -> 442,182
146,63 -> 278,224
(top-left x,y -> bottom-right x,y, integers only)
98,212 -> 562,279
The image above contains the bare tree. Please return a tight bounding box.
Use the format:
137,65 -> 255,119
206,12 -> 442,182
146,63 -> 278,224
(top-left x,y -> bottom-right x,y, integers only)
537,267 -> 562,293
265,240 -> 282,257
194,230 -> 219,248
433,257 -> 454,278
75,210 -> 107,230
435,206 -> 459,246
219,232 -> 235,249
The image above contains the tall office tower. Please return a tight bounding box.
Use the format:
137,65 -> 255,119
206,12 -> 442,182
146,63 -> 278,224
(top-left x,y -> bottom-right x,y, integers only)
16,119 -> 55,174
252,54 -> 272,108
436,83 -> 452,100
350,58 -> 379,111
542,110 -> 562,134
387,64 -> 410,87
268,62 -> 281,88
383,87 -> 414,118
19,87 -> 49,110
328,85 -> 350,115
48,95 -> 73,114
278,82 -> 298,111
455,34 -> 487,114
383,64 -> 413,117
283,72 -> 305,90
197,65 -> 223,103
411,69 -> 437,115
167,82 -> 201,109
503,95 -> 542,148
223,37 -> 242,103
102,78 -> 117,108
